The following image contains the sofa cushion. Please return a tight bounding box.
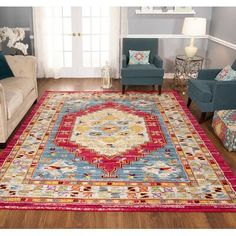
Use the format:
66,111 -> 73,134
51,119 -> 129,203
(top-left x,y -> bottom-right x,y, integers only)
0,52 -> 14,80
0,77 -> 34,98
5,89 -> 24,120
121,64 -> 164,78
188,80 -> 215,103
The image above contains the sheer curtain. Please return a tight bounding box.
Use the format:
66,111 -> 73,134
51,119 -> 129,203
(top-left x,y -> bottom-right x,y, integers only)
33,7 -> 63,78
33,7 -> 128,79
109,7 -> 128,79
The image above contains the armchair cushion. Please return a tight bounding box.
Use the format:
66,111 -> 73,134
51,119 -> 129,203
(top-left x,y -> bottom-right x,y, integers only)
188,80 -> 216,103
215,65 -> 236,81
121,64 -> 164,78
0,52 -> 14,80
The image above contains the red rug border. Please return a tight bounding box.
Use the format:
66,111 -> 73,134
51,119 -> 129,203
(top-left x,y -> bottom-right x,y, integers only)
0,89 -> 236,212
171,90 -> 236,191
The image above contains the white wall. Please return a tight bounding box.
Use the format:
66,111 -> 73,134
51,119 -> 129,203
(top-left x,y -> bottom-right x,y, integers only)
206,7 -> 236,68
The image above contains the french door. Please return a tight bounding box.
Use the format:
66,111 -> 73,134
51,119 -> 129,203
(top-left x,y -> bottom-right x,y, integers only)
58,7 -> 110,77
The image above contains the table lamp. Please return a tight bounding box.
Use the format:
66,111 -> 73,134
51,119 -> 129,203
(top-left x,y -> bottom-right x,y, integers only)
182,17 -> 206,58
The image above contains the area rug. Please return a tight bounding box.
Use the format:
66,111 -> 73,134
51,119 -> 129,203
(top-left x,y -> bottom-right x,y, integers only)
0,91 -> 236,212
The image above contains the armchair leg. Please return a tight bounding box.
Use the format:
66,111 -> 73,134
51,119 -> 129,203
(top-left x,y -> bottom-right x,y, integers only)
122,85 -> 126,94
158,85 -> 162,95
0,142 -> 7,149
199,112 -> 207,124
187,97 -> 192,108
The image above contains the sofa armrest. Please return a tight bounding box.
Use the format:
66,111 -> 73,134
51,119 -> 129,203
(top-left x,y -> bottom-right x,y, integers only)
122,54 -> 127,68
197,69 -> 221,80
213,81 -> 236,110
5,55 -> 38,96
153,55 -> 163,68
0,84 -> 7,142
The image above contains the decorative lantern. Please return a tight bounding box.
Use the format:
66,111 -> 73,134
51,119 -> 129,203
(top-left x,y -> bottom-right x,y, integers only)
101,61 -> 112,89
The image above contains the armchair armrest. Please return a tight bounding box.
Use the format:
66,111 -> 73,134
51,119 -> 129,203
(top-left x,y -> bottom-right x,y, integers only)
122,54 -> 127,68
213,81 -> 236,110
5,55 -> 38,96
0,84 -> 7,142
153,55 -> 163,68
197,69 -> 221,80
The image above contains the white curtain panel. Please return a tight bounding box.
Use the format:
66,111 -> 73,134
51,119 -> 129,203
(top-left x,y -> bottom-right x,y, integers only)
109,7 -> 128,79
33,7 -> 62,79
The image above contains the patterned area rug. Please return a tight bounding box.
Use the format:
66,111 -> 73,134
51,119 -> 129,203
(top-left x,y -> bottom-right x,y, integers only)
0,91 -> 236,212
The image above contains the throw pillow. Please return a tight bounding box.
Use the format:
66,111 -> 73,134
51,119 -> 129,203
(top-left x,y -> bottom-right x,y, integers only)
215,65 -> 236,81
0,51 -> 14,80
128,50 -> 150,65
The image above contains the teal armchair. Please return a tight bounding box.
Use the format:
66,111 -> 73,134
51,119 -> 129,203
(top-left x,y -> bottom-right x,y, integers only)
187,60 -> 236,123
121,38 -> 164,94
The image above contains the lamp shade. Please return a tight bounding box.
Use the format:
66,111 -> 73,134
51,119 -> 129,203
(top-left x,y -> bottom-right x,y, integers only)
182,17 -> 206,36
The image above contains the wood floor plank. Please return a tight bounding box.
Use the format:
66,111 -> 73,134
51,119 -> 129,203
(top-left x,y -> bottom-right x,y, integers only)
0,78 -> 236,228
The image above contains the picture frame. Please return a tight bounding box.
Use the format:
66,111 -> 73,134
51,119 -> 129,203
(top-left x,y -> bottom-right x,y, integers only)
174,7 -> 193,12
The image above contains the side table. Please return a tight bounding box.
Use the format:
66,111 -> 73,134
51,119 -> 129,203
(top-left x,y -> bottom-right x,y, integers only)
174,55 -> 204,94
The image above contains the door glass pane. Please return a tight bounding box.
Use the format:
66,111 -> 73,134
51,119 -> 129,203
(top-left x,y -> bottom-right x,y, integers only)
83,52 -> 91,67
92,52 -> 100,67
55,37 -> 63,51
82,35 -> 91,51
92,35 -> 100,51
64,52 -> 72,67
63,7 -> 71,17
82,18 -> 91,34
92,17 -> 100,34
101,18 -> 109,34
53,7 -> 62,17
91,7 -> 100,16
81,7 -> 110,70
53,18 -> 63,34
63,18 -> 72,34
101,8 -> 109,17
63,35 -> 72,51
82,7 -> 91,16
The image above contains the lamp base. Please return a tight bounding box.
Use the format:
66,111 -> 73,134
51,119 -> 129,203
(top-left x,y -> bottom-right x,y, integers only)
185,46 -> 198,58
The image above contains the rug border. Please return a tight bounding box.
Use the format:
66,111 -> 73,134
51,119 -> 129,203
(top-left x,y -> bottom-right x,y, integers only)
171,90 -> 236,192
0,90 -> 236,212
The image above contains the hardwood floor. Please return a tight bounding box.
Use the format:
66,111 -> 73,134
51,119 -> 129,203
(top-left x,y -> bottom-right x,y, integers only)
0,78 -> 236,229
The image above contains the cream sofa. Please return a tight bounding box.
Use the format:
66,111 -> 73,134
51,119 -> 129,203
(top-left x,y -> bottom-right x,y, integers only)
0,55 -> 38,147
